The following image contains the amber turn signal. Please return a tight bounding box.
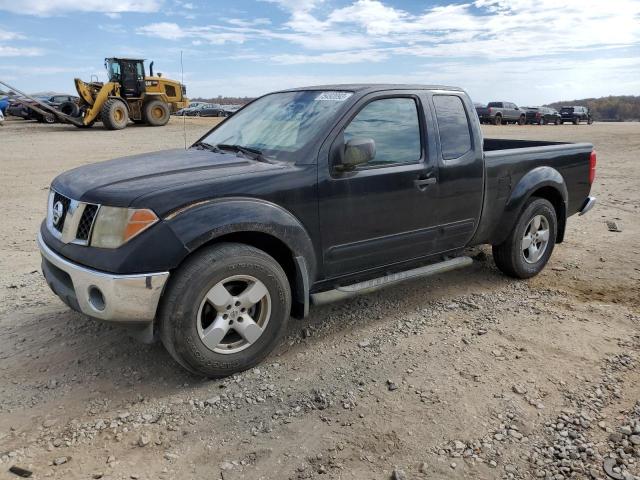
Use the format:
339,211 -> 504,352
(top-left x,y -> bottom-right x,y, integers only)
124,209 -> 158,242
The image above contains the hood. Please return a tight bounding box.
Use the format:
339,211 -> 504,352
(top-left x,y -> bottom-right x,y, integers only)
52,148 -> 284,207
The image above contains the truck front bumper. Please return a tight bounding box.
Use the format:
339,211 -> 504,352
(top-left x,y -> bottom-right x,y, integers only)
38,232 -> 169,323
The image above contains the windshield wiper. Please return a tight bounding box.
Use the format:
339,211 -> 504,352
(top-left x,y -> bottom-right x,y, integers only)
192,141 -> 223,153
216,144 -> 270,163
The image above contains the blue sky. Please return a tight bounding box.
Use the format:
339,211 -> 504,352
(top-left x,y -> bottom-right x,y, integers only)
1,0 -> 639,104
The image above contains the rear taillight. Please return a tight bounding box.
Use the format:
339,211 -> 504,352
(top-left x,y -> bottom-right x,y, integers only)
589,150 -> 597,184
488,107 -> 492,114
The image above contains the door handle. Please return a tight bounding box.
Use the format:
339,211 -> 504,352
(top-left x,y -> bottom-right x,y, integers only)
414,177 -> 437,190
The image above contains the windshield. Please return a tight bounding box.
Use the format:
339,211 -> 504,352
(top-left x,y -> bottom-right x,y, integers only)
199,90 -> 353,161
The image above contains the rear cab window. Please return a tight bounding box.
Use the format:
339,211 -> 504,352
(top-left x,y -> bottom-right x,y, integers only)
432,95 -> 473,160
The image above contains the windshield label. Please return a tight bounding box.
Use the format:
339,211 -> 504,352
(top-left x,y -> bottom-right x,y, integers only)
315,91 -> 353,102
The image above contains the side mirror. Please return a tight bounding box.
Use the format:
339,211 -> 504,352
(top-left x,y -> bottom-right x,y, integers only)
339,137 -> 376,171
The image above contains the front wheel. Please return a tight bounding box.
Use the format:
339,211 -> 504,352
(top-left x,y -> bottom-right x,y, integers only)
492,198 -> 557,279
101,98 -> 129,130
159,243 -> 291,378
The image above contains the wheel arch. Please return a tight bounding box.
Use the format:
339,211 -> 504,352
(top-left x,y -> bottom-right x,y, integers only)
166,198 -> 317,319
492,167 -> 568,245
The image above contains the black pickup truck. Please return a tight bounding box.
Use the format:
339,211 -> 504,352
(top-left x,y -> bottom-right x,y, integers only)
39,84 -> 597,377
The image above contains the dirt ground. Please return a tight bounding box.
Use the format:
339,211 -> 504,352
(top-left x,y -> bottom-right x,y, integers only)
0,117 -> 638,480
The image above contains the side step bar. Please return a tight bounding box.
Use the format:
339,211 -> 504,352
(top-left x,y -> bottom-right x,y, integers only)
310,256 -> 473,306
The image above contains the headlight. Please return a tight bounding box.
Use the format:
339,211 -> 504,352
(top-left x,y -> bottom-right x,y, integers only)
91,207 -> 158,249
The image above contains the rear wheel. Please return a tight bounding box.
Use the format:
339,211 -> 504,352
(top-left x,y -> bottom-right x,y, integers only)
101,98 -> 129,130
144,99 -> 170,126
159,243 -> 291,378
492,197 -> 557,279
493,114 -> 502,125
555,118 -> 561,125
573,117 -> 579,125
518,115 -> 525,125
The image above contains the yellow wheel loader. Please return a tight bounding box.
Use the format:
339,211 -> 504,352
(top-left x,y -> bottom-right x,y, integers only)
0,58 -> 188,130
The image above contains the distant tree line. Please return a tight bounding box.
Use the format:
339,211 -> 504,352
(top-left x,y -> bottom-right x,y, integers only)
191,95 -> 255,105
545,95 -> 640,121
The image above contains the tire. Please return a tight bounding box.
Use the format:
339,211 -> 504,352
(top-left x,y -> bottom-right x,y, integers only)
492,197 -> 557,279
587,117 -> 593,125
518,115 -> 525,125
143,99 -> 171,126
101,98 -> 128,130
493,115 -> 502,125
573,117 -> 579,125
159,243 -> 292,378
59,101 -> 80,117
555,118 -> 560,125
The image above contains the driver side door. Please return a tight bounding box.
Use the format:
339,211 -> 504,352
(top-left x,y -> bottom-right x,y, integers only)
318,94 -> 442,279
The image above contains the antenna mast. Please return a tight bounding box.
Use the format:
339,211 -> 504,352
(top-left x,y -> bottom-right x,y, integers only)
181,50 -> 187,150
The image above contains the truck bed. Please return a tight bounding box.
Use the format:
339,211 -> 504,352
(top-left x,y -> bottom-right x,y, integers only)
473,138 -> 594,247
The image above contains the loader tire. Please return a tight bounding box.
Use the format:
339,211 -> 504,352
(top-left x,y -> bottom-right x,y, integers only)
144,100 -> 170,126
101,99 -> 129,130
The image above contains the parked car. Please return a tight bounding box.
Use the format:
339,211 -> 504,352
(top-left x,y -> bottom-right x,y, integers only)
560,106 -> 593,125
476,102 -> 526,125
174,102 -> 210,116
221,104 -> 242,115
0,95 -> 8,115
198,105 -> 228,117
523,107 -> 561,125
6,94 -> 79,123
187,103 -> 226,116
39,84 -> 597,377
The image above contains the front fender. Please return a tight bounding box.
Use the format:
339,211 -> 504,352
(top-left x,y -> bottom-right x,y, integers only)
492,166 -> 568,245
165,197 -> 317,280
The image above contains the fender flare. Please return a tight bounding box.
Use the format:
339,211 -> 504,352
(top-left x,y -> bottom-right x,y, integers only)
165,198 -> 317,316
492,166 -> 568,245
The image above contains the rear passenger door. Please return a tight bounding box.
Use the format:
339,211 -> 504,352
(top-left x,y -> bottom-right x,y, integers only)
428,93 -> 484,251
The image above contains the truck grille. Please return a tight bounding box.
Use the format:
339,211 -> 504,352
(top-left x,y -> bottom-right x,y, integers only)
48,190 -> 100,244
52,192 -> 71,233
76,204 -> 99,241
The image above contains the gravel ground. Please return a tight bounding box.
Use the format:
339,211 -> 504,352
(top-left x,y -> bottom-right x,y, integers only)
0,118 -> 638,480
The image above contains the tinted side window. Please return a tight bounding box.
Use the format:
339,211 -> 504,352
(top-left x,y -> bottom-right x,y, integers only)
433,95 -> 472,160
343,98 -> 421,166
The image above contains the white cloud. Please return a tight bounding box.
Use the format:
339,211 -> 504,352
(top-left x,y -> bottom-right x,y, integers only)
138,0 -> 640,63
272,49 -> 389,64
0,28 -> 24,41
0,0 -> 162,15
137,22 -> 247,44
0,45 -> 43,56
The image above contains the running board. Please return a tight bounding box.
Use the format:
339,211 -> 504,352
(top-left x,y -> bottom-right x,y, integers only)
310,256 -> 473,306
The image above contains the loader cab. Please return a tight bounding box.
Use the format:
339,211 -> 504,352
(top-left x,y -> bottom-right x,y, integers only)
105,58 -> 145,98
